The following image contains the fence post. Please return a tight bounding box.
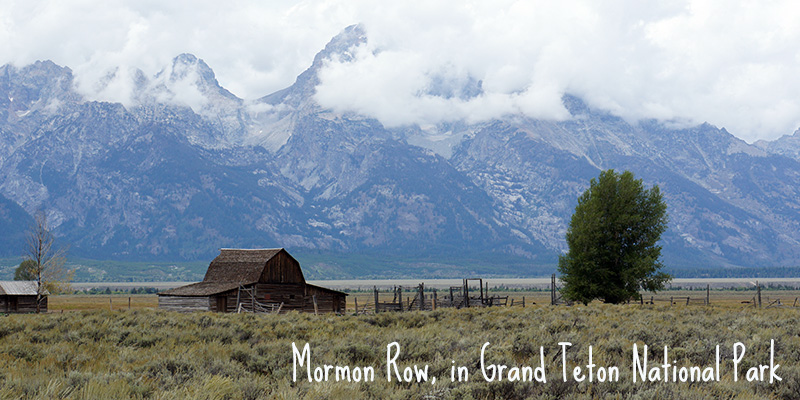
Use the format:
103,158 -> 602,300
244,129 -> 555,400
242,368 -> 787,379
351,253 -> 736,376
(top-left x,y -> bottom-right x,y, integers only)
464,280 -> 469,308
355,297 -> 359,314
374,286 -> 379,313
706,284 -> 710,306
433,289 -> 437,310
128,297 -> 131,310
236,285 -> 241,311
686,297 -> 690,306
670,296 -> 673,306
522,296 -> 525,308
312,295 -> 318,315
757,281 -> 762,308
419,283 -> 425,311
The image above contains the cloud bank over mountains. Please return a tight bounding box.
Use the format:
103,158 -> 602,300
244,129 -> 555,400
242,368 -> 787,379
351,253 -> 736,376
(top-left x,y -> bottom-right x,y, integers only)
2,0 -> 800,142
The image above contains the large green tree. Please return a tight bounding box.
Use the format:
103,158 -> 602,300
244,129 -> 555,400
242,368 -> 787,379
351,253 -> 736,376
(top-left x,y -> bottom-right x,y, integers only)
558,169 -> 670,304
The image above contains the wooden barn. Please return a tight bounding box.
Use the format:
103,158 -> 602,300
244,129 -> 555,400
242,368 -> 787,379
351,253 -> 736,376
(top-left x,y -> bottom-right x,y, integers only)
158,248 -> 347,313
0,281 -> 47,313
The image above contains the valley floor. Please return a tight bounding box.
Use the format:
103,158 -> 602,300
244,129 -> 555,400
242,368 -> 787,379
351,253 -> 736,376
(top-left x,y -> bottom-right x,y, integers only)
47,287 -> 800,312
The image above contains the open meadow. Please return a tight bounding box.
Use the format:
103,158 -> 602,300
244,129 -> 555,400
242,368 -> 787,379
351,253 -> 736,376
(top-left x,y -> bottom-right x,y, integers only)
49,295 -> 159,312
46,288 -> 800,314
2,298 -> 800,399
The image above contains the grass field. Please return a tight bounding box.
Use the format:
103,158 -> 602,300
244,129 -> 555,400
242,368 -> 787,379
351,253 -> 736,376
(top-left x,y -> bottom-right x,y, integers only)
2,295 -> 800,399
49,295 -> 159,312
44,288 -> 800,313
346,288 -> 800,312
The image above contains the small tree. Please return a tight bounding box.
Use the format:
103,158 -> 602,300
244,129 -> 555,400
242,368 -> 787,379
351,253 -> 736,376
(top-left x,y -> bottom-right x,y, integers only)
558,169 -> 670,304
14,259 -> 37,280
25,211 -> 73,312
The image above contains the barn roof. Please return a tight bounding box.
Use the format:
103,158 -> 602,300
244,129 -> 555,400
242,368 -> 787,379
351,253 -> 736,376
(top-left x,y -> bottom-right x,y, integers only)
158,281 -> 242,297
306,283 -> 348,296
0,281 -> 45,296
158,248 -> 347,298
203,248 -> 289,283
159,282 -> 348,297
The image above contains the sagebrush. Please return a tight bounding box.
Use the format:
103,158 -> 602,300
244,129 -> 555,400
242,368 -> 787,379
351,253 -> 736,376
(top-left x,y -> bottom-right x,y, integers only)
0,305 -> 798,399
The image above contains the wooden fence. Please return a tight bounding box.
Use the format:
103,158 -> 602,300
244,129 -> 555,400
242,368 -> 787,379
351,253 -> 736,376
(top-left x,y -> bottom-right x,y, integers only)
346,278 -> 800,314
361,280 -> 510,314
637,281 -> 800,309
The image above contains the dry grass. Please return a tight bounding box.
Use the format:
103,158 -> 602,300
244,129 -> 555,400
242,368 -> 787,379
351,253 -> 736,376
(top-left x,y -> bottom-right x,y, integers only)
346,289 -> 800,312
1,301 -> 799,399
49,295 -> 158,312
42,290 -> 800,313
645,289 -> 800,307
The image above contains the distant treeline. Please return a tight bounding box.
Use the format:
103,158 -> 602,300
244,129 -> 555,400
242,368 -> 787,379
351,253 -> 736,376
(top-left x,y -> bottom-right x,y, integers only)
73,287 -> 160,295
666,267 -> 800,279
667,284 -> 800,291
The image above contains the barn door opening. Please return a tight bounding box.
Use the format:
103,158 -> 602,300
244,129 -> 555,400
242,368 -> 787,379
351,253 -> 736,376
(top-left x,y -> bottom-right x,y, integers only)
9,297 -> 17,312
216,296 -> 227,312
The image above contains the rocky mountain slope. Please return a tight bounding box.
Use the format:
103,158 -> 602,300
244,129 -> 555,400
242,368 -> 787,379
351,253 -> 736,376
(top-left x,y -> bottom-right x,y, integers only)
1,25 -> 799,275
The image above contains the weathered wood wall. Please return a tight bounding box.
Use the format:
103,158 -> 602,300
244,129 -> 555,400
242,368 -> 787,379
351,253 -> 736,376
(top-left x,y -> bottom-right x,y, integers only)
214,284 -> 345,313
304,285 -> 346,313
158,296 -> 211,312
158,282 -> 345,314
212,291 -> 239,313
0,295 -> 45,313
259,251 -> 305,284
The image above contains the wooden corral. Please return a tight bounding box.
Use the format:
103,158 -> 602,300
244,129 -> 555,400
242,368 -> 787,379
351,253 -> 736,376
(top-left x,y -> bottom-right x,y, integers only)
444,279 -> 509,308
158,249 -> 347,314
0,281 -> 47,313
370,280 -> 508,313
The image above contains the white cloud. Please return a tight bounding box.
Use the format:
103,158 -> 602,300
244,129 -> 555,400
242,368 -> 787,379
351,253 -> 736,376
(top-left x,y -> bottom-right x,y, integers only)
314,0 -> 800,142
0,0 -> 352,100
1,0 -> 800,141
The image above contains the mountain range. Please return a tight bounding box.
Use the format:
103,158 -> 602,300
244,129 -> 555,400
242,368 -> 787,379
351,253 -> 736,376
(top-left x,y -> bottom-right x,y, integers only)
2,25 -> 800,278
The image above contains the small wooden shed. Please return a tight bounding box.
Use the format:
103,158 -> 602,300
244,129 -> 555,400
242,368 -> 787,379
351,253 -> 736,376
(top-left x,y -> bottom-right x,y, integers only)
0,281 -> 47,313
158,248 -> 347,313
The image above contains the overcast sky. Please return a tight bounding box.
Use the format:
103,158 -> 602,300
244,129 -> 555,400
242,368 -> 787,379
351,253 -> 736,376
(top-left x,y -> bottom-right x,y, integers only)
2,0 -> 800,142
